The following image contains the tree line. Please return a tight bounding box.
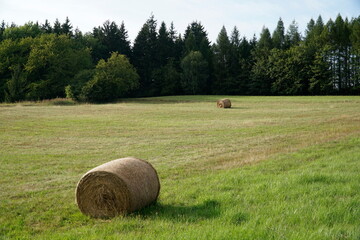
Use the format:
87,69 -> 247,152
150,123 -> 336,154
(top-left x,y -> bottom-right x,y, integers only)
0,14 -> 359,103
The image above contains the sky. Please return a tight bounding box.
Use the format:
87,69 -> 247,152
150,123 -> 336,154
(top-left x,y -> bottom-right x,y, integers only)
0,0 -> 359,44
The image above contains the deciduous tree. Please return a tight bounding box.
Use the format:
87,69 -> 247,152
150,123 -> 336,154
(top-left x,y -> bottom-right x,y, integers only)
81,52 -> 139,102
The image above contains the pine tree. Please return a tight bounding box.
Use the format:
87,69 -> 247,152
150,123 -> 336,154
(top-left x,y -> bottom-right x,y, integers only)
315,15 -> 325,38
212,26 -> 231,94
150,21 -> 170,95
230,26 -> 240,48
152,58 -> 181,96
132,14 -> 158,96
118,22 -> 132,58
249,27 -> 274,95
350,17 -> 360,91
74,28 -> 82,40
0,21 -> 5,38
184,22 -> 208,52
269,45 -> 312,95
41,19 -> 52,34
168,22 -> 183,62
91,20 -> 132,63
61,17 -> 73,36
309,48 -> 332,94
323,15 -> 352,93
183,21 -> 213,92
272,18 -> 285,49
285,20 -> 301,47
302,15 -> 329,94
102,21 -> 119,58
258,27 -> 272,49
351,17 -> 360,52
306,18 -> 315,37
169,22 -> 177,42
156,22 -> 171,66
53,19 -> 62,35
228,26 -> 242,94
238,37 -> 255,94
305,16 -> 324,44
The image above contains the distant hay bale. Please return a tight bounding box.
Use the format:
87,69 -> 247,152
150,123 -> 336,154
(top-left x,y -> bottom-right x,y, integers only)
217,99 -> 231,108
76,157 -> 160,218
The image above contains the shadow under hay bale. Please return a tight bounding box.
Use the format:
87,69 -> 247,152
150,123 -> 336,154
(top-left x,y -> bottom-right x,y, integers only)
137,200 -> 221,223
76,157 -> 160,218
217,99 -> 231,108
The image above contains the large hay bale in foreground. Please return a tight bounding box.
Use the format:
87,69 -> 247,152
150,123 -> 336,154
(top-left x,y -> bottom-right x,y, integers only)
76,157 -> 160,218
217,99 -> 231,108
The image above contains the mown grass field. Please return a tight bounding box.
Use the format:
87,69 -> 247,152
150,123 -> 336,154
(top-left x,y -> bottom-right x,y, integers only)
1,95 -> 360,240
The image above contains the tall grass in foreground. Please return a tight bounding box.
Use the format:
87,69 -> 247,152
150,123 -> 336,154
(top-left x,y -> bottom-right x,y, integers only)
0,96 -> 359,239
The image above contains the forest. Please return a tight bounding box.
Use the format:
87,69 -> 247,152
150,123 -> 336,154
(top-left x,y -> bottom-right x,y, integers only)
0,14 -> 359,103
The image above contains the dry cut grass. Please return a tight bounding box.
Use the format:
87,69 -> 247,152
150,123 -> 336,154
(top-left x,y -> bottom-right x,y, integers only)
1,95 -> 360,239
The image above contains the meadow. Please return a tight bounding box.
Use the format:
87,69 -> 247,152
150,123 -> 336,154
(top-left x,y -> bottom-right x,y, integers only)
1,95 -> 360,240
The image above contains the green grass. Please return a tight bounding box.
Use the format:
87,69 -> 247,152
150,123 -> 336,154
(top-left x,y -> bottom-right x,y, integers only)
1,95 -> 360,239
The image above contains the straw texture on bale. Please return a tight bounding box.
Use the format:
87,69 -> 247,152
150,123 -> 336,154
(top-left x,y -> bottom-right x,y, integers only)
217,99 -> 231,108
76,157 -> 160,218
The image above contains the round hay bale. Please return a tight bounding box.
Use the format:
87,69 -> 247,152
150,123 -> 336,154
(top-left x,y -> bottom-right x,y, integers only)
76,157 -> 160,218
217,98 -> 231,108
